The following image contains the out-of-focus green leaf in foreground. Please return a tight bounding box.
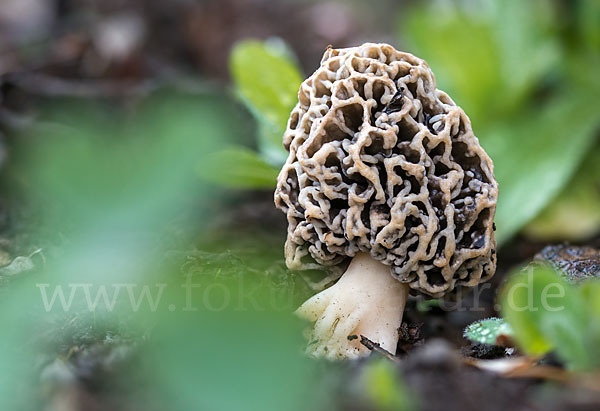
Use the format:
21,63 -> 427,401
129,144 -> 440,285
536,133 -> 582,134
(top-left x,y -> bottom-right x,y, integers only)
198,146 -> 280,189
0,253 -> 330,410
142,303 -> 323,411
230,39 -> 303,166
14,92 -> 238,229
400,0 -> 600,244
0,91 -> 307,409
363,359 -> 415,411
501,266 -> 600,371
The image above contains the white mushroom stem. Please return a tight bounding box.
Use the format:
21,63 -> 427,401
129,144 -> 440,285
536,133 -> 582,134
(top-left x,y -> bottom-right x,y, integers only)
295,252 -> 410,360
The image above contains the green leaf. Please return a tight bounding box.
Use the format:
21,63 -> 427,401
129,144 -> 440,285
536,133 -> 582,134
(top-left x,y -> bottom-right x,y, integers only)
400,0 -> 559,126
416,298 -> 440,312
486,90 -> 599,244
578,0 -> 600,52
198,146 -> 279,189
524,144 -> 600,241
230,39 -> 303,165
363,359 -> 414,411
582,281 -> 600,314
18,92 -> 232,228
580,281 -> 600,350
464,317 -> 513,346
500,267 -> 592,370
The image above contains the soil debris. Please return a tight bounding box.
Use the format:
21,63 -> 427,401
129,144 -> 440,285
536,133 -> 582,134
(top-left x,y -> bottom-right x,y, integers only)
533,244 -> 600,282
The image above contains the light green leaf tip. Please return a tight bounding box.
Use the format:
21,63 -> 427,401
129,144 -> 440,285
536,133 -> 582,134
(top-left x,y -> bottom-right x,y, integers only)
198,146 -> 279,189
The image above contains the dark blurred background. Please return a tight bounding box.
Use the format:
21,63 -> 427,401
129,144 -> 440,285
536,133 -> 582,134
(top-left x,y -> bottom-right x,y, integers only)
0,0 -> 397,81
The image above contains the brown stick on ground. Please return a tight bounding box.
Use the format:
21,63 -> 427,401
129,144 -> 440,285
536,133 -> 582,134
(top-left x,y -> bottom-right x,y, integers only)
359,335 -> 401,363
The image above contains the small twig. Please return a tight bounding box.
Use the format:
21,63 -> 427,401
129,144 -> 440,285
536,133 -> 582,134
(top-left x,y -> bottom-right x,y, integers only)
359,335 -> 401,363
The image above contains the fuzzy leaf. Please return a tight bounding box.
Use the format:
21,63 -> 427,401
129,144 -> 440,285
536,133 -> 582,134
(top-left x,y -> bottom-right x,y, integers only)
464,317 -> 513,346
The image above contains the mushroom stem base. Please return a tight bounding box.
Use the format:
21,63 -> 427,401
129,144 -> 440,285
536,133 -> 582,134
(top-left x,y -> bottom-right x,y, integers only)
295,253 -> 409,360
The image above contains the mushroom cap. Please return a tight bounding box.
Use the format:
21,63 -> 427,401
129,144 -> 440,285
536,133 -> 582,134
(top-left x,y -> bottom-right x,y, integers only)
274,43 -> 498,298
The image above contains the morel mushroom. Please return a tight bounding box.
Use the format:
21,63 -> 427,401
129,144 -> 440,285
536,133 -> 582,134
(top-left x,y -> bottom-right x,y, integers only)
274,43 -> 498,359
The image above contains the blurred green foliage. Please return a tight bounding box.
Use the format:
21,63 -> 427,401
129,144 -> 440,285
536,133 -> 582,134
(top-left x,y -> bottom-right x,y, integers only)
401,0 -> 560,126
501,266 -> 600,371
525,145 -> 600,240
363,359 -> 415,411
15,93 -> 236,230
400,0 -> 600,244
230,39 -> 302,166
0,91 -> 332,410
198,146 -> 280,189
141,296 -> 322,411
